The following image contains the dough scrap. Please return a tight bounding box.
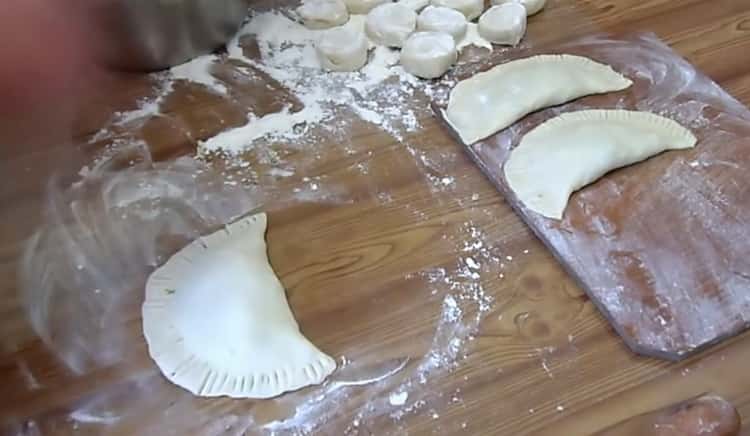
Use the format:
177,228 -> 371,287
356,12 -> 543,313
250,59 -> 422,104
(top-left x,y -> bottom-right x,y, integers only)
430,0 -> 484,21
398,0 -> 430,12
446,54 -> 633,144
478,3 -> 527,46
343,0 -> 389,14
297,0 -> 349,29
365,3 -> 418,47
417,6 -> 468,42
491,0 -> 546,16
401,31 -> 457,79
505,110 -> 697,219
142,213 -> 336,398
317,21 -> 369,71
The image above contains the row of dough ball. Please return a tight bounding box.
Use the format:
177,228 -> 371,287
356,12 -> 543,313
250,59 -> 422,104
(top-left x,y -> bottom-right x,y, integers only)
304,0 -> 546,79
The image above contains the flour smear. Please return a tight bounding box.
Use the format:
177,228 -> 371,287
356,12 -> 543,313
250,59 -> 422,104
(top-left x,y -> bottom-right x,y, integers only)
55,4 -> 503,435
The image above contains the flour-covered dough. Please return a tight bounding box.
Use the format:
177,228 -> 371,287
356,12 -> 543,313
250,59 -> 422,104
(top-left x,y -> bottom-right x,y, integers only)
398,0 -> 431,11
317,22 -> 369,71
344,0 -> 389,14
401,31 -> 457,79
430,0 -> 484,20
365,2 -> 418,47
491,0 -> 546,16
446,54 -> 633,144
142,213 -> 336,398
478,3 -> 526,45
297,0 -> 349,29
417,6 -> 468,42
505,110 -> 697,219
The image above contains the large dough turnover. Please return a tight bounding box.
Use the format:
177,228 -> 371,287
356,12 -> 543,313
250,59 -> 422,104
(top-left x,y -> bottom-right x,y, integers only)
417,6 -> 468,42
478,3 -> 526,46
504,110 -> 697,219
365,2 -> 418,47
446,54 -> 633,144
430,0 -> 484,20
142,213 -> 336,398
401,31 -> 457,79
297,0 -> 349,29
491,0 -> 546,16
343,0 -> 389,14
317,21 -> 369,71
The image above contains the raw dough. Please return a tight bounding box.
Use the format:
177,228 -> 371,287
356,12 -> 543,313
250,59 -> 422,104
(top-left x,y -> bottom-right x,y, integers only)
478,3 -> 526,45
505,110 -> 697,219
142,213 -> 336,398
401,31 -> 457,79
398,0 -> 430,12
417,6 -> 468,42
491,0 -> 546,16
317,22 -> 369,71
430,0 -> 484,21
446,54 -> 633,144
343,0 -> 389,14
365,3 -> 418,47
456,22 -> 493,51
297,0 -> 349,29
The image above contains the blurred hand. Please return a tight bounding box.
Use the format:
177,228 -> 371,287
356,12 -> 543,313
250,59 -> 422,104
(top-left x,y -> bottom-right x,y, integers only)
0,0 -> 105,149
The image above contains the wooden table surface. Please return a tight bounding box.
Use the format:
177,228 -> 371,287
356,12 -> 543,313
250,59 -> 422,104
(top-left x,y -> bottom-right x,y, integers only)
3,1 -> 750,435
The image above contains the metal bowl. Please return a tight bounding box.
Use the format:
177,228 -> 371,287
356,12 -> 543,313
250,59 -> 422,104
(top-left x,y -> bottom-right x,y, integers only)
96,0 -> 249,71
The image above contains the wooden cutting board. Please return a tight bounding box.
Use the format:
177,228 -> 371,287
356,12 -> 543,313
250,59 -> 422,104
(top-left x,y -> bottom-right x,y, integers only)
434,32 -> 750,361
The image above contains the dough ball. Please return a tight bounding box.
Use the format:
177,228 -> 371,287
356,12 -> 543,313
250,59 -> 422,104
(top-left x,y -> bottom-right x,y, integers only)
398,0 -> 430,12
343,0 -> 389,14
478,3 -> 526,45
365,3 -> 417,48
491,0 -> 546,16
430,0 -> 484,21
417,6 -> 467,42
401,31 -> 457,79
317,23 -> 369,71
297,0 -> 349,30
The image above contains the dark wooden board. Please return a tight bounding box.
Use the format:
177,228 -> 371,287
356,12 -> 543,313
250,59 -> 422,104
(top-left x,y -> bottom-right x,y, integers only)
434,32 -> 750,361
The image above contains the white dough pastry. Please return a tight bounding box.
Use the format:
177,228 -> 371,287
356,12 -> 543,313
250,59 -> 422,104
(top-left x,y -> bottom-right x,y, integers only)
401,31 -> 457,79
417,6 -> 468,42
297,0 -> 350,30
142,213 -> 336,399
398,0 -> 431,12
430,0 -> 484,21
505,110 -> 697,219
478,3 -> 527,45
317,22 -> 369,71
491,0 -> 546,16
365,3 -> 418,48
343,0 -> 389,14
446,54 -> 633,144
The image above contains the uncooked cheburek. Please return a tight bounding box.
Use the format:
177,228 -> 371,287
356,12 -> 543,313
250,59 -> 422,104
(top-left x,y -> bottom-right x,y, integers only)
446,54 -> 633,144
142,212 -> 336,399
504,110 -> 697,219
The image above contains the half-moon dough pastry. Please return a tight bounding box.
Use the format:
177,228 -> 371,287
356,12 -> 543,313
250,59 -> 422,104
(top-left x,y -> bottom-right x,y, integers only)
142,212 -> 336,398
343,0 -> 389,14
430,0 -> 484,21
491,0 -> 546,16
297,0 -> 349,29
417,6 -> 468,42
478,3 -> 526,45
505,110 -> 697,219
398,0 -> 430,12
446,54 -> 633,144
365,3 -> 418,47
401,31 -> 458,79
317,22 -> 369,71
